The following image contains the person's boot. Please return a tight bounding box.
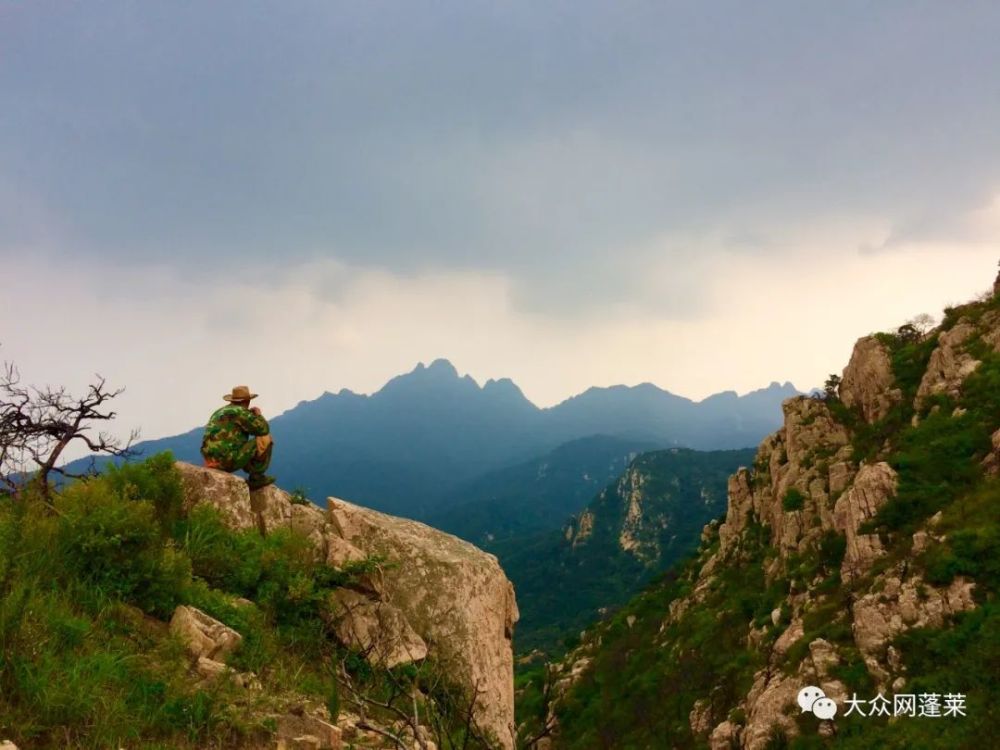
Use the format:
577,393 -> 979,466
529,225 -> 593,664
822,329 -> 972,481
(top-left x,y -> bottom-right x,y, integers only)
248,473 -> 276,491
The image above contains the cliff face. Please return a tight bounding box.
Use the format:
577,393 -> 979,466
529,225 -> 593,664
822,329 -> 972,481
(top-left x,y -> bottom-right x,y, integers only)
499,448 -> 753,656
564,449 -> 754,567
325,496 -> 519,749
542,280 -> 1000,749
692,390 -> 979,749
176,463 -> 519,749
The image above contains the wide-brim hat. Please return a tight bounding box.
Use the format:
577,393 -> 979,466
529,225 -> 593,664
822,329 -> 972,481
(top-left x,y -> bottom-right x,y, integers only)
224,385 -> 259,402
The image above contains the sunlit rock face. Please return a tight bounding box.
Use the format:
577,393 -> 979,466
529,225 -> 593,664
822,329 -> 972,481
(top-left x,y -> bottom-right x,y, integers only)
176,462 -> 519,750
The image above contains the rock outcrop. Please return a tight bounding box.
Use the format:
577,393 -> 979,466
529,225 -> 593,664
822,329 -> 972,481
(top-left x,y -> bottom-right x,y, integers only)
916,321 -> 980,408
178,462 -> 258,530
839,336 -> 901,422
832,462 -> 897,582
327,496 -> 519,749
694,310 -> 990,745
616,467 -> 651,559
852,571 -> 976,684
174,462 -> 519,750
714,396 -> 853,569
275,713 -> 342,750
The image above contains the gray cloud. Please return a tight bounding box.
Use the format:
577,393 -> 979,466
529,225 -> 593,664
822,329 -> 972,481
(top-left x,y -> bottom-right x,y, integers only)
2,1 -> 1000,313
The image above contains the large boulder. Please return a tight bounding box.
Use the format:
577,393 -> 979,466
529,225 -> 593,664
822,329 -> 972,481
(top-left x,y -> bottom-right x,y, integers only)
326,496 -> 519,750
176,462 -> 256,531
176,463 -> 329,556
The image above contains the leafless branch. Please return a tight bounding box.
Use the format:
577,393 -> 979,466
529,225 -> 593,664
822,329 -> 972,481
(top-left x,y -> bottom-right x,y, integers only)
0,350 -> 138,503
336,653 -> 497,750
518,662 -> 560,749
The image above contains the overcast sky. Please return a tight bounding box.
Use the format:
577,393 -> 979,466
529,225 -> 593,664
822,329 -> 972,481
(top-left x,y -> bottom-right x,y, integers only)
2,1 -> 999,446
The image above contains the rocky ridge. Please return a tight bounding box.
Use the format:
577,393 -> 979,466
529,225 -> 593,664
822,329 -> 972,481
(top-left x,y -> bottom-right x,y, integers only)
176,463 -> 519,749
539,276 -> 1000,749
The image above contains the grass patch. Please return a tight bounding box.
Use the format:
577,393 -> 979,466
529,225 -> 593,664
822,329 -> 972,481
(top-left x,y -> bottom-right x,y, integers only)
0,454 -> 486,749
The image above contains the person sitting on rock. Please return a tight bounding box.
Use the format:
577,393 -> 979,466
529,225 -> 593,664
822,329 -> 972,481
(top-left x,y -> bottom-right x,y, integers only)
201,385 -> 275,490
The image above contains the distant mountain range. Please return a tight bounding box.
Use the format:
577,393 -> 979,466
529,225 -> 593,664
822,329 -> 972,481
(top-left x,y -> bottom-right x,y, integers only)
427,435 -> 660,546
74,359 -> 798,518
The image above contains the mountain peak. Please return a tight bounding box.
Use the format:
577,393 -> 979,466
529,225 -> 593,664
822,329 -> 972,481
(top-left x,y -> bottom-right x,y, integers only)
425,358 -> 459,376
483,376 -> 519,391
405,358 -> 460,379
376,358 -> 480,399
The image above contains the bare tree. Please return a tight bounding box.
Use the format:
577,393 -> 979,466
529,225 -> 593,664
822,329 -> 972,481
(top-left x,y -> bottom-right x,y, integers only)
516,662 -> 560,749
906,313 -> 937,335
895,313 -> 938,344
0,354 -> 138,502
336,657 -> 496,750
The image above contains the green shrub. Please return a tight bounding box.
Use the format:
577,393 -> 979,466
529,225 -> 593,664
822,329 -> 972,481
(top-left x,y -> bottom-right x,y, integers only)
923,527 -> 1000,587
54,479 -> 191,618
178,505 -> 357,626
867,407 -> 990,535
781,488 -> 805,512
817,530 -> 847,571
103,451 -> 185,530
289,488 -> 312,506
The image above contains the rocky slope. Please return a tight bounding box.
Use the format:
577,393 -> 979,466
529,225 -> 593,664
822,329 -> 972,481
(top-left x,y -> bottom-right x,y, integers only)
176,463 -> 520,749
495,448 -> 753,657
531,276 -> 1000,749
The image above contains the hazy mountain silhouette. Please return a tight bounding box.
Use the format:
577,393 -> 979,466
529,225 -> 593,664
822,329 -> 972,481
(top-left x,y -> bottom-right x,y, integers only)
74,359 -> 797,517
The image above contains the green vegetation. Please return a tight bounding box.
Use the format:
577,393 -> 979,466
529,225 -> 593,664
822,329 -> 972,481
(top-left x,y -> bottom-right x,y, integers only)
499,448 -> 755,658
548,291 -> 1000,749
812,601 -> 1000,750
551,522 -> 774,748
429,435 -> 657,547
825,329 -> 939,465
288,487 -> 312,506
0,453 -> 488,749
781,488 -> 806,512
864,326 -> 999,537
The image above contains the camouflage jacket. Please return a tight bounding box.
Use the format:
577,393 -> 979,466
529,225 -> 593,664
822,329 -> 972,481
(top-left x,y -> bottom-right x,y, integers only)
200,404 -> 270,463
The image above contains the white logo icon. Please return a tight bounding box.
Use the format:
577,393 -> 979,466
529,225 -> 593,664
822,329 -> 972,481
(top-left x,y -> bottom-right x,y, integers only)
813,697 -> 838,720
797,686 -> 838,719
